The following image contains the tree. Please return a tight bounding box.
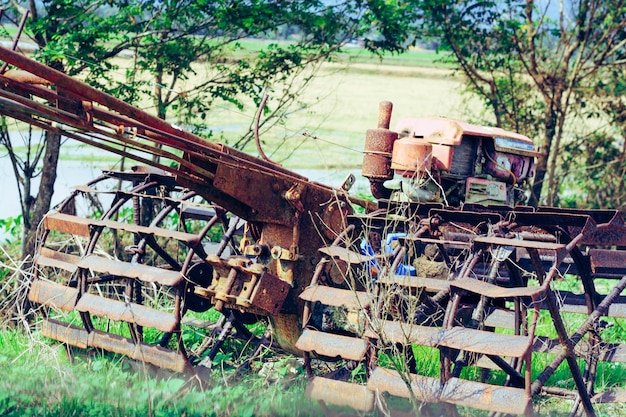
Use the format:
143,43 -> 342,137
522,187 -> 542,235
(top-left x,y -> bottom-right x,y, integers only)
0,0 -> 414,260
419,0 -> 626,205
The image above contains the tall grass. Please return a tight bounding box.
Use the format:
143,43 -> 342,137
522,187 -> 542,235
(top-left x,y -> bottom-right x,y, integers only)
0,327 -> 322,417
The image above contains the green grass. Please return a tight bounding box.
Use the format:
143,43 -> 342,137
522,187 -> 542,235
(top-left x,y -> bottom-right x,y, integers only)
218,37 -> 446,68
0,328 -> 321,417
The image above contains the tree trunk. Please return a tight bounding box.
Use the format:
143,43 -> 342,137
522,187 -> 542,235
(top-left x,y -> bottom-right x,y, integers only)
22,131 -> 61,261
531,132 -> 550,206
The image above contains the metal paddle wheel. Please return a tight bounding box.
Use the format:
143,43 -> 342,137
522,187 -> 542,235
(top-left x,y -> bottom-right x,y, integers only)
28,168 -> 249,372
299,205 -> 626,417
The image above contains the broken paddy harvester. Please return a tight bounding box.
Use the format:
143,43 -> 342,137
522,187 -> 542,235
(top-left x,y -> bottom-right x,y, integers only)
1,45 -> 626,416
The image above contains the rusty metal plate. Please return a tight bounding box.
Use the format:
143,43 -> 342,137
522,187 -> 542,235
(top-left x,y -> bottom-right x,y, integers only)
28,280 -> 78,311
306,376 -> 374,412
35,247 -> 79,273
78,255 -> 183,286
249,271 -> 290,315
41,319 -> 188,372
451,278 -> 546,299
299,285 -> 370,309
368,367 -> 531,415
376,275 -> 450,292
295,328 -> 367,361
473,235 -> 566,251
44,212 -> 199,244
75,293 -> 178,333
44,213 -> 91,237
89,331 -> 189,373
319,245 -> 378,264
213,162 -> 296,226
590,249 -> 626,276
367,319 -> 532,358
42,319 -> 89,349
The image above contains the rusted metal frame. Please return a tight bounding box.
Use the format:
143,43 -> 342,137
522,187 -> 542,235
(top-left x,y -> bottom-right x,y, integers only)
82,274 -> 129,286
442,249 -> 484,320
58,122 -> 216,183
301,226 -> 357,377
565,239 -> 603,416
131,179 -> 142,249
579,221 -> 626,248
126,276 -> 143,344
507,254 -> 528,384
526,247 -> 596,417
13,112 -> 207,187
518,210 -> 596,228
571,332 -> 602,417
566,236 -> 600,312
0,52 -> 236,180
172,286 -> 186,356
41,319 -> 190,372
516,292 -> 544,397
0,46 -> 218,151
488,254 -> 532,388
78,267 -> 95,334
205,310 -> 239,362
400,223 -> 456,267
451,248 -> 521,381
75,131 -> 208,187
290,209 -> 302,260
0,87 -> 87,127
430,208 -> 504,225
93,103 -> 312,188
213,216 -> 242,261
537,206 -> 621,226
0,74 -> 81,112
191,314 -> 227,360
1,50 -> 257,180
301,262 -> 331,378
89,106 -> 225,170
79,180 -> 162,337
441,291 -> 461,381
138,189 -> 211,270
471,250 -> 509,328
212,152 -> 342,201
0,94 -> 86,132
532,275 -> 626,410
440,247 -> 482,383
0,70 -> 86,110
39,174 -> 111,245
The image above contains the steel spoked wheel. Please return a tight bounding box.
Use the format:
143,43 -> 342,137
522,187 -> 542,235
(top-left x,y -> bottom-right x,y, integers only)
30,169 -> 242,371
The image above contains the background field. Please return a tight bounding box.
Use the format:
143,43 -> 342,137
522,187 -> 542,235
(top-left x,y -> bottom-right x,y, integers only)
198,60 -> 477,169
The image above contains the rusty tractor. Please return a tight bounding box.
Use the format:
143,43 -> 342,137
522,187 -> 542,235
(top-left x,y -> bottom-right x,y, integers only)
2,45 -> 626,417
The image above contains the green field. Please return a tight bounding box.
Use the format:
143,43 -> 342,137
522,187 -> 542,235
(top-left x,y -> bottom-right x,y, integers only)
188,58 -> 475,170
